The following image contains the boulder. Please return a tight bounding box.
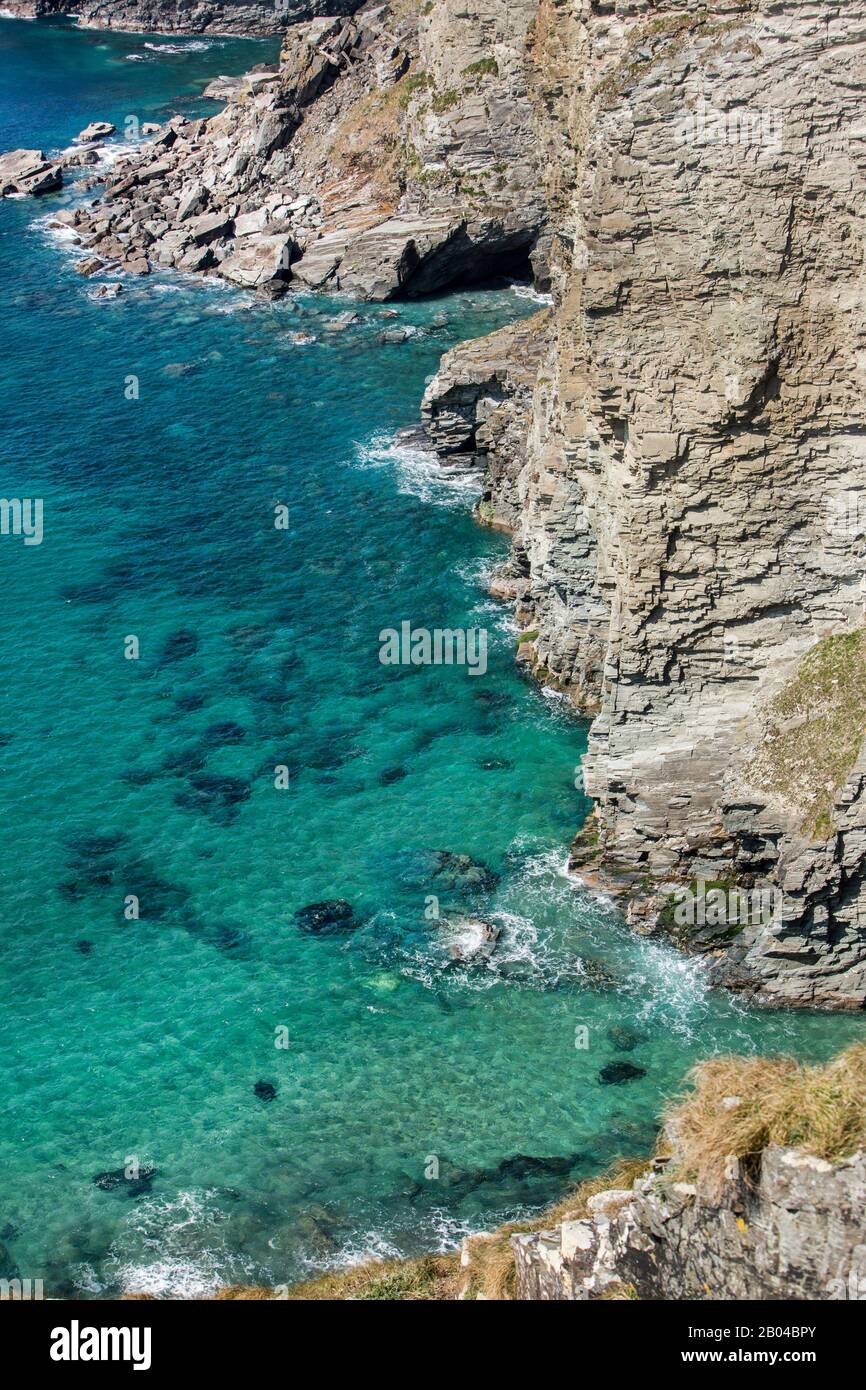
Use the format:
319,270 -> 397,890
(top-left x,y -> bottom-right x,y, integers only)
0,149 -> 62,197
294,900 -> 357,935
336,214 -> 461,301
185,210 -> 234,246
217,233 -> 295,289
598,1062 -> 647,1086
436,916 -> 500,964
290,232 -> 347,289
234,206 -> 270,238
76,122 -> 116,143
176,184 -> 209,222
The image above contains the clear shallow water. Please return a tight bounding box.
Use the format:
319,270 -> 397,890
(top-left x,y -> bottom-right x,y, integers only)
1,18 -> 864,1298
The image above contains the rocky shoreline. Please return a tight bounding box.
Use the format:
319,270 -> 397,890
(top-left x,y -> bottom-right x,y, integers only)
6,0 -> 866,1013
0,0 -> 354,37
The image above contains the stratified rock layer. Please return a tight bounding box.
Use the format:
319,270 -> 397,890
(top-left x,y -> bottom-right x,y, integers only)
60,0 -> 548,299
510,1148 -> 866,1301
427,0 -> 866,1009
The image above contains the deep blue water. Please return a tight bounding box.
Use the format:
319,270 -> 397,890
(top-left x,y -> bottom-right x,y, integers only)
1,16 -> 863,1297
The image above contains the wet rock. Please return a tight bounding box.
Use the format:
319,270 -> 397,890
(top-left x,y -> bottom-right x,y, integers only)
607,1025 -> 646,1053
429,850 -> 499,893
598,1062 -> 647,1086
76,122 -> 116,143
92,1164 -> 156,1198
436,915 -> 500,964
294,899 -> 357,935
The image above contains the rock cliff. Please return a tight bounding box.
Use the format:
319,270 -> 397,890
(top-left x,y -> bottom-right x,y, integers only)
509,1146 -> 866,1300
56,0 -> 547,297
28,0 -> 866,1009
1,0 -> 353,36
425,0 -> 866,1011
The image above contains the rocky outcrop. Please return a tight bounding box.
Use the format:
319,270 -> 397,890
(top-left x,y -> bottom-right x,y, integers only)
22,0 -> 866,1008
0,0 -> 361,36
54,0 -> 548,298
422,310 -> 551,528
510,1147 -> 866,1301
421,0 -> 866,1010
0,148 -> 62,195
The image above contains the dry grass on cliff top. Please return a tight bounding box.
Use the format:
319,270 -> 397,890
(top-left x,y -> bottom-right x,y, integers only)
746,628 -> 866,839
668,1043 -> 866,1192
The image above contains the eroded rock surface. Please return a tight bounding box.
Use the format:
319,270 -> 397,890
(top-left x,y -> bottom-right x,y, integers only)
423,0 -> 866,1009
56,0 -> 548,298
1,0 -> 359,36
510,1148 -> 866,1301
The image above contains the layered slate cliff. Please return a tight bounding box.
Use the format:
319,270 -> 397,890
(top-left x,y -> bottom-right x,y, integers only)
58,0 -> 547,296
425,0 -> 866,1011
0,0 -> 356,36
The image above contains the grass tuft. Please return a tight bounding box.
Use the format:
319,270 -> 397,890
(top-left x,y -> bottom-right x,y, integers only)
668,1043 -> 866,1192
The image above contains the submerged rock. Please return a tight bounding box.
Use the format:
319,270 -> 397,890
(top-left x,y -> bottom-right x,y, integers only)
92,1164 -> 156,1198
157,628 -> 199,665
607,1025 -> 646,1053
294,899 -> 357,935
598,1062 -> 647,1087
253,1081 -> 277,1102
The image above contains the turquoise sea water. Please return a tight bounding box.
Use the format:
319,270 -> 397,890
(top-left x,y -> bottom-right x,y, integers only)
1,17 -> 864,1297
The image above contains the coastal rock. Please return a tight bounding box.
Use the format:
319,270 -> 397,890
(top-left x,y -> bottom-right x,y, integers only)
418,0 -> 866,1009
76,122 -> 115,143
218,233 -> 295,290
512,1148 -> 866,1302
598,1063 -> 646,1087
0,149 -> 62,196
92,1163 -> 156,1198
64,0 -> 547,301
294,899 -> 357,934
0,0 -> 366,37
436,915 -> 500,965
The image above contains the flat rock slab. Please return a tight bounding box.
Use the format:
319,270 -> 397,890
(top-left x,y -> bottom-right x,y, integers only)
0,149 -> 63,196
76,122 -> 116,143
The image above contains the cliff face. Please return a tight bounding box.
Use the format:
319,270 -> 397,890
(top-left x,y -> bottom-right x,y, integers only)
510,1146 -> 866,1300
60,0 -> 547,297
0,0 -> 349,36
37,0 -> 866,1008
426,0 -> 866,1010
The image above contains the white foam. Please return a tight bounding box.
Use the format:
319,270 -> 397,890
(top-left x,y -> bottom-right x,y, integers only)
511,283 -> 554,305
355,432 -> 482,508
143,40 -> 225,54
